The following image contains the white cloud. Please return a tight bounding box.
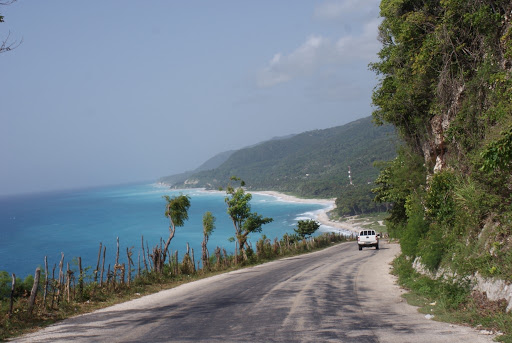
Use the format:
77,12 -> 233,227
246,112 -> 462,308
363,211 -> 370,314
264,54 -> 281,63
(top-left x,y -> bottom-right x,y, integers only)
257,35 -> 333,88
335,17 -> 381,60
256,18 -> 382,88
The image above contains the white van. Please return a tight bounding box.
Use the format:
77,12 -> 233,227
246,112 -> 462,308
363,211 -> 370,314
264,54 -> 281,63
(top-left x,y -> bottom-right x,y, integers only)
357,229 -> 379,250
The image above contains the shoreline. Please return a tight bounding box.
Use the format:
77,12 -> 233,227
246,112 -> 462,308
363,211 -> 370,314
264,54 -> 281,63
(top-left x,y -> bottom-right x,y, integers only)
156,184 -> 360,234
251,190 -> 359,234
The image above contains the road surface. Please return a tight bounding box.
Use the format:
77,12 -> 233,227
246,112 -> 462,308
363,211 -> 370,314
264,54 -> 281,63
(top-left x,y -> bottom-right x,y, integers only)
13,241 -> 495,342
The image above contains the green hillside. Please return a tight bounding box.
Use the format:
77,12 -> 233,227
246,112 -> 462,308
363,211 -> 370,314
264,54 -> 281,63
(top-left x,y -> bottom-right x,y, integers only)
371,0 -> 512,337
372,0 -> 512,278
169,116 -> 398,200
159,150 -> 235,186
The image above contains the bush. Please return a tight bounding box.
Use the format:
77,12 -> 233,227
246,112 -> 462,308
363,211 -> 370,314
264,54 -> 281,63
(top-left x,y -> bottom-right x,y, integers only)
425,171 -> 456,226
400,193 -> 429,257
393,254 -> 470,310
294,220 -> 320,239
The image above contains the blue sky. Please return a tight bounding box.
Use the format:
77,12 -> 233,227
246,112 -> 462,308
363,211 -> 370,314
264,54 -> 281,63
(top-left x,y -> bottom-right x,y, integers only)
0,0 -> 382,195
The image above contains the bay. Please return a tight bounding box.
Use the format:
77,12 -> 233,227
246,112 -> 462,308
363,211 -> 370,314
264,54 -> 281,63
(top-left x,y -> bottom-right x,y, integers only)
0,183 -> 331,279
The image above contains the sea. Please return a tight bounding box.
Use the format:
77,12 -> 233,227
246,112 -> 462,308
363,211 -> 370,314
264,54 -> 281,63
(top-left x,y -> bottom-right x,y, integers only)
0,182 -> 339,279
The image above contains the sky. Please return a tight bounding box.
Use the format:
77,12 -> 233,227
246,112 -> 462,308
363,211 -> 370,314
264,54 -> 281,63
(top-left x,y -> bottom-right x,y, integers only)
0,0 -> 382,196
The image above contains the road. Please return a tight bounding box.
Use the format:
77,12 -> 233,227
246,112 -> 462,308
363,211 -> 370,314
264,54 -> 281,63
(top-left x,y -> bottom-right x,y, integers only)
13,241 -> 495,343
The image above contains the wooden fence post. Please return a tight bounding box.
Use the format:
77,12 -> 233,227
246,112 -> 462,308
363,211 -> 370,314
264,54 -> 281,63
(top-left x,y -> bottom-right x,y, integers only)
215,247 -> 221,268
115,237 -> 120,266
78,256 -> 83,295
106,264 -> 111,286
174,251 -> 179,275
120,264 -> 126,285
58,252 -> 64,289
142,235 -> 148,272
126,247 -> 134,286
66,263 -> 71,302
100,245 -> 106,286
43,256 -> 49,306
28,267 -> 41,314
51,264 -> 56,309
9,273 -> 15,316
191,248 -> 196,273
95,242 -> 102,283
57,253 -> 64,305
146,241 -> 152,271
222,248 -> 228,267
137,251 -> 141,278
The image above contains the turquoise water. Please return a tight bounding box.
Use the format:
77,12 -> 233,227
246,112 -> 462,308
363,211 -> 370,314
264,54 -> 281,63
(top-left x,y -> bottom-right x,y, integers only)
0,183 -> 332,278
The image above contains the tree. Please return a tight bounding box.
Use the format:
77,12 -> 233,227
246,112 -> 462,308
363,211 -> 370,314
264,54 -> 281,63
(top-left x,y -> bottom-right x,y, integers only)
151,194 -> 191,273
372,147 -> 426,238
224,177 -> 273,260
201,211 -> 215,270
294,219 -> 320,240
0,0 -> 21,54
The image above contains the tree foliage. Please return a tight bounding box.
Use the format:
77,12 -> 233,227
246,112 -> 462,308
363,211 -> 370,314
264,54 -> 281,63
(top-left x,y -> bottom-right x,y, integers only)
372,0 -> 512,277
294,219 -> 320,239
372,0 -> 512,160
201,211 -> 216,269
202,211 -> 215,238
372,147 -> 426,237
163,194 -> 191,229
224,177 -> 273,260
335,183 -> 388,217
151,194 -> 191,273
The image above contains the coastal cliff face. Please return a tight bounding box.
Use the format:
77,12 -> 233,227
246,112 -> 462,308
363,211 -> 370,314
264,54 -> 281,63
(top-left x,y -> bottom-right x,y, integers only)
374,0 -> 512,175
372,0 -> 512,297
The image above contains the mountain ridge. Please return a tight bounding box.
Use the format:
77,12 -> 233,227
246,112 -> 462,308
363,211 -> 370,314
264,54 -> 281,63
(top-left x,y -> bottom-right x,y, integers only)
160,116 -> 398,199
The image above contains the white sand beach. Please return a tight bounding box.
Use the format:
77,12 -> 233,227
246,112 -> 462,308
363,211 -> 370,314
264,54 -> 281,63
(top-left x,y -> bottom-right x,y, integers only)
164,186 -> 362,234
252,191 -> 360,234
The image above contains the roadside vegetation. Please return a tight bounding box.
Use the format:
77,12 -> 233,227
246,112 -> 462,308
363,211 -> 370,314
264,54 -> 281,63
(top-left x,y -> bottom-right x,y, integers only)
371,0 -> 512,341
393,256 -> 512,342
0,234 -> 350,341
0,179 -> 352,341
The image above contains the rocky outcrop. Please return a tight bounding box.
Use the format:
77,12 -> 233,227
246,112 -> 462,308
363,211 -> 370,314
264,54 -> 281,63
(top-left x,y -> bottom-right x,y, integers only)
412,257 -> 512,312
474,273 -> 512,313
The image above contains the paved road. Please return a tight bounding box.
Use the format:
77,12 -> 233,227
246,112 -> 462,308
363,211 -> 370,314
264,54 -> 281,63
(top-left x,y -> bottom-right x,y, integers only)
13,241 -> 495,343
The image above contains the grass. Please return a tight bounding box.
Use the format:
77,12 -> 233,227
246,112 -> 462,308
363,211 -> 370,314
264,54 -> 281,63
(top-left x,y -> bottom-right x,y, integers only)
392,254 -> 512,342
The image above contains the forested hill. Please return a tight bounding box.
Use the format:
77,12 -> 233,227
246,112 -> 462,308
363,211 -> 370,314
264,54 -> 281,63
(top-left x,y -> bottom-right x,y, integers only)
163,116 -> 398,198
159,150 -> 235,186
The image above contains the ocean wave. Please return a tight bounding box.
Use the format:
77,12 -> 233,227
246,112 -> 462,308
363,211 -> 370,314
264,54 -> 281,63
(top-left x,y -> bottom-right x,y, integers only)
294,209 -> 323,221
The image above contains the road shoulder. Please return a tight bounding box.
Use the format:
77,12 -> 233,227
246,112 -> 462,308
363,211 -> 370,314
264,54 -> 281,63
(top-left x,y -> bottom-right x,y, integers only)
356,241 -> 496,343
